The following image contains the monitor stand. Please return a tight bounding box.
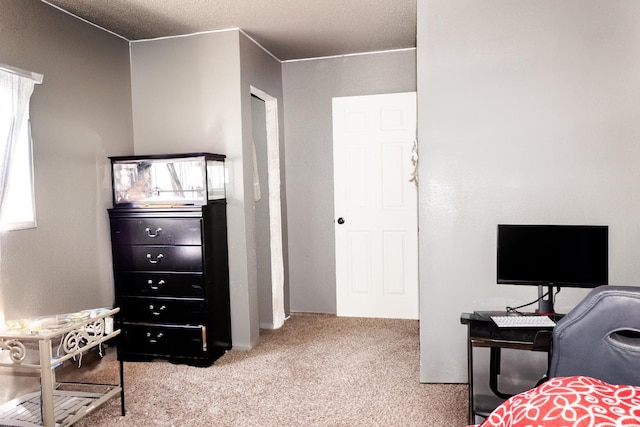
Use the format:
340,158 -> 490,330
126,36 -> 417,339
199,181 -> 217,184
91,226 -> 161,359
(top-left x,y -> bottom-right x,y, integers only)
536,284 -> 555,315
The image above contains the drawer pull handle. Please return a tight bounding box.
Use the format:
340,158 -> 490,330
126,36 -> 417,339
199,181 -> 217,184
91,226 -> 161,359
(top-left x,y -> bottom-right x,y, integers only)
146,253 -> 164,264
147,279 -> 166,290
145,227 -> 162,238
146,331 -> 164,343
149,304 -> 167,316
202,326 -> 207,352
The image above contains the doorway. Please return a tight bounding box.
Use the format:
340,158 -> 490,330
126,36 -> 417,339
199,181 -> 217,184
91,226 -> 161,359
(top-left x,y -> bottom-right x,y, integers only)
333,92 -> 418,319
250,87 -> 286,329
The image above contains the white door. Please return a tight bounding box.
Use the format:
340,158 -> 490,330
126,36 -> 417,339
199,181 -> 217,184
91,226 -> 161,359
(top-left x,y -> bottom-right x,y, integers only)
333,92 -> 418,319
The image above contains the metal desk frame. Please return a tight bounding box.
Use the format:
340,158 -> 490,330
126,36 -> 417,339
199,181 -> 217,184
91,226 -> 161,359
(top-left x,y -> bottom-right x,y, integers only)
460,311 -> 555,423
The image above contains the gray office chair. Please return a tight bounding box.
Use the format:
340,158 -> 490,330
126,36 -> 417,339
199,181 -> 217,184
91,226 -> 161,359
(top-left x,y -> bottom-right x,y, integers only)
548,285 -> 640,386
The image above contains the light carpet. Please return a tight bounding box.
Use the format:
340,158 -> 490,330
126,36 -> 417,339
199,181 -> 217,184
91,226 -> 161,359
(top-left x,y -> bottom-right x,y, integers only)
62,313 -> 468,426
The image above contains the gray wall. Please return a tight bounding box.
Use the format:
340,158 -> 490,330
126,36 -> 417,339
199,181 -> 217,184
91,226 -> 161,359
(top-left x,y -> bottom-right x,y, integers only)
0,0 -> 132,400
418,0 -> 640,383
282,51 -> 417,314
0,1 -> 132,326
130,30 -> 286,349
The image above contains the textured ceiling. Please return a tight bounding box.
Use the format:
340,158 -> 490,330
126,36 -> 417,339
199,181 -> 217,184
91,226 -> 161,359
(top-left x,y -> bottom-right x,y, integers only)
41,0 -> 417,61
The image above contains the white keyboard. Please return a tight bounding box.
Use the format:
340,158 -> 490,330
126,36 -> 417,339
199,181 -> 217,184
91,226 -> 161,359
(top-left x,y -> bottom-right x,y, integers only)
491,315 -> 556,328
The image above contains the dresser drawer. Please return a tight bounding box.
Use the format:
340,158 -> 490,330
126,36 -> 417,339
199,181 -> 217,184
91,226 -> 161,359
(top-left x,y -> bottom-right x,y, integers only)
116,272 -> 204,298
120,297 -> 205,324
108,202 -> 230,367
119,324 -> 207,357
110,218 -> 202,245
112,246 -> 203,271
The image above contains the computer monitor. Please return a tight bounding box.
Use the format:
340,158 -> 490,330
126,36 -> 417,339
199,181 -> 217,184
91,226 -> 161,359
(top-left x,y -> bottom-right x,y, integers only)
497,224 -> 608,314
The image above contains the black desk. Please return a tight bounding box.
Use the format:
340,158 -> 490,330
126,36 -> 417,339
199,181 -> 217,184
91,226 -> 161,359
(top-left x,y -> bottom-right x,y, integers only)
460,312 -> 557,423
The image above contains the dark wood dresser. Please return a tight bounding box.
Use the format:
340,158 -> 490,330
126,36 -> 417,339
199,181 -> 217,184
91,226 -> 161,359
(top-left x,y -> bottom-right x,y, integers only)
108,153 -> 231,367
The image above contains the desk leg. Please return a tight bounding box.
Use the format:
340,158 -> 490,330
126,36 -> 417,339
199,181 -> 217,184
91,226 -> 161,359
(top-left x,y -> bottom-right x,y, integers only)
466,329 -> 474,423
489,347 -> 514,400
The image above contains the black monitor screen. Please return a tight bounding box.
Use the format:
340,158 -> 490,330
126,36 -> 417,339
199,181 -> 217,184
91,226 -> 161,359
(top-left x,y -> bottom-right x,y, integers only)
497,224 -> 608,288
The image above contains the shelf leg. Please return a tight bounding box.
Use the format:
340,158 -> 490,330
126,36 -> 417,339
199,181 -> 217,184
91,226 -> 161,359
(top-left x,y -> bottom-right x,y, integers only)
38,338 -> 55,427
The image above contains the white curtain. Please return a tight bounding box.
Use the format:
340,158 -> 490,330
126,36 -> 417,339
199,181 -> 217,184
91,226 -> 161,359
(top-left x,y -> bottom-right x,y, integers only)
0,66 -> 40,226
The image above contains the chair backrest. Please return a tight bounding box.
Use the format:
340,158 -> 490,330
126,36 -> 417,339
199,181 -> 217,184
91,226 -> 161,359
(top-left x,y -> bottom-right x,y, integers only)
549,285 -> 640,386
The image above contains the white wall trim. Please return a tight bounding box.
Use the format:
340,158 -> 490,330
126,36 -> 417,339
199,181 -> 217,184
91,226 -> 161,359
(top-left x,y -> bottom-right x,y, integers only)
131,27 -> 239,43
40,1 -> 128,41
36,5 -> 416,65
282,47 -> 417,64
128,27 -> 281,62
238,30 -> 281,62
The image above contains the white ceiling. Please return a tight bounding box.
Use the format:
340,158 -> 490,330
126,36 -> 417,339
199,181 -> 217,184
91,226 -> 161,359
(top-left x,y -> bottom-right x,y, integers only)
41,0 -> 417,61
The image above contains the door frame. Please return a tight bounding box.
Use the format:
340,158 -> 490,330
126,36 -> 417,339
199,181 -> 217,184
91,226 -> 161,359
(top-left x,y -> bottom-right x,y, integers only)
250,86 -> 285,329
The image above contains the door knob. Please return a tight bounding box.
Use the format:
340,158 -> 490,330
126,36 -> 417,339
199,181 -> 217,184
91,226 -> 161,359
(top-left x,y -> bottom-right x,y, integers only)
337,217 -> 345,224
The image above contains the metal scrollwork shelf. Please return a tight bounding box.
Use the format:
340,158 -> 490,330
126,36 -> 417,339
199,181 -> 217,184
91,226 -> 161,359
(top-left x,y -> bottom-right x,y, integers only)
0,307 -> 124,427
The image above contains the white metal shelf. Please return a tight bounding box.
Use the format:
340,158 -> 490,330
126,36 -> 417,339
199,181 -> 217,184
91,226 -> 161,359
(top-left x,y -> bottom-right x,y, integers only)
0,308 -> 124,427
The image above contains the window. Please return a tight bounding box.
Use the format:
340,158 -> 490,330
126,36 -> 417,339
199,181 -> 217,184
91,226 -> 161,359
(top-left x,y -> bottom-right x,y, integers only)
0,65 -> 42,231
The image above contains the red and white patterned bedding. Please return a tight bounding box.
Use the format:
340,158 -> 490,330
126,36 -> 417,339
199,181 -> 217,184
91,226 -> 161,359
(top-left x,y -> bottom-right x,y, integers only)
473,376 -> 640,427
